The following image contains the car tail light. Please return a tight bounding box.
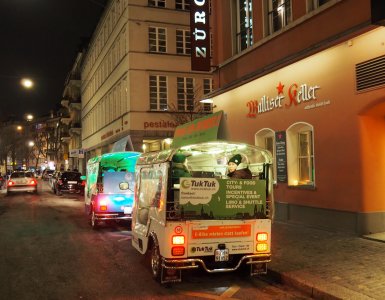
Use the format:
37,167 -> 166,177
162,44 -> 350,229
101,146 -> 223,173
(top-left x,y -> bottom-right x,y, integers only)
99,199 -> 107,211
81,180 -> 86,186
171,246 -> 185,256
172,235 -> 185,245
7,181 -> 14,186
29,179 -> 37,186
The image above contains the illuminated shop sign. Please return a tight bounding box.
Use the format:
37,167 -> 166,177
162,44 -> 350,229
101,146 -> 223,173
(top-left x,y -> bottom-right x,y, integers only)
190,0 -> 210,71
246,82 -> 325,117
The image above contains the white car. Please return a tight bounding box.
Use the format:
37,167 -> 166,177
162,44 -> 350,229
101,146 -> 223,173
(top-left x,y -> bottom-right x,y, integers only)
7,171 -> 38,195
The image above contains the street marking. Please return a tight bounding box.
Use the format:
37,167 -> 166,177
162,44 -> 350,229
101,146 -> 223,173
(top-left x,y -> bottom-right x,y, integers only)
118,237 -> 131,242
181,285 -> 240,299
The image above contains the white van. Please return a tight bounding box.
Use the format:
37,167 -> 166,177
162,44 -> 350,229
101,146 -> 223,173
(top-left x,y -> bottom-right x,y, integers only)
131,141 -> 273,283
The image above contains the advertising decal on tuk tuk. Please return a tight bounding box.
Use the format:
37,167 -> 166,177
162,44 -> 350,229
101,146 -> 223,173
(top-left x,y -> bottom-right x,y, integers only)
179,178 -> 266,219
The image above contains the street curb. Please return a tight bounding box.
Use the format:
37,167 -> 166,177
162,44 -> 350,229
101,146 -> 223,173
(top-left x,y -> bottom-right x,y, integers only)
267,269 -> 373,300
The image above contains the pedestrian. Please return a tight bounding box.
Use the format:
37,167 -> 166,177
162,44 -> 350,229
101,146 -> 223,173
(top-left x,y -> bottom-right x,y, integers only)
227,154 -> 252,179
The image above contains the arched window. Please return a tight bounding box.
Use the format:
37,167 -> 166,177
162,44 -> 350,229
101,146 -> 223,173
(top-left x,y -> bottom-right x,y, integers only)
255,128 -> 276,182
287,122 -> 315,187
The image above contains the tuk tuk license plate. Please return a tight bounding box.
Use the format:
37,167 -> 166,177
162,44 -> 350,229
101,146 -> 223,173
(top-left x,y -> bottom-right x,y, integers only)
124,207 -> 132,214
215,249 -> 229,262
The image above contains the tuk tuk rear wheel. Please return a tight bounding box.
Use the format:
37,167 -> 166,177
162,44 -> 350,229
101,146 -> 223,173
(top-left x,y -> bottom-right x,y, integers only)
151,243 -> 162,282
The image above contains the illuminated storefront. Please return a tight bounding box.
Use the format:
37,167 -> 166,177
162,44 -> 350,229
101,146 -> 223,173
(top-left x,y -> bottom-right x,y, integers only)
212,27 -> 385,235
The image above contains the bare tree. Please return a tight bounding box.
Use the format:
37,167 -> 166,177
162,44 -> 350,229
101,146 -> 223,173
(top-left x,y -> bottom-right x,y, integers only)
167,84 -> 212,126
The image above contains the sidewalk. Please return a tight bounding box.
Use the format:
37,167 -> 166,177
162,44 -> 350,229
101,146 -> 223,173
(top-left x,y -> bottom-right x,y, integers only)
269,222 -> 385,299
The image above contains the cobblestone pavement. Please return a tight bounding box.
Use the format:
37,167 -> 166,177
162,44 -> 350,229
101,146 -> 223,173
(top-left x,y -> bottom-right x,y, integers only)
270,222 -> 385,299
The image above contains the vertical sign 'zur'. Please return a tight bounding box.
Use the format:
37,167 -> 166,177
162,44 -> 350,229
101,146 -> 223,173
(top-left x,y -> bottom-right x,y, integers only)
190,0 -> 210,71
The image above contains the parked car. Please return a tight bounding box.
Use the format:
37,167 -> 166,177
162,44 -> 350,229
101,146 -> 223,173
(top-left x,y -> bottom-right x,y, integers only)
42,169 -> 54,181
0,174 -> 5,189
53,171 -> 83,196
7,171 -> 38,195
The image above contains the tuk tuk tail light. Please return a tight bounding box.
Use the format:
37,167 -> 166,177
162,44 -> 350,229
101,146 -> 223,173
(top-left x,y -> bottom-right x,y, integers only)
99,199 -> 108,211
171,246 -> 185,256
256,232 -> 269,252
256,232 -> 268,242
172,235 -> 185,245
256,243 -> 268,252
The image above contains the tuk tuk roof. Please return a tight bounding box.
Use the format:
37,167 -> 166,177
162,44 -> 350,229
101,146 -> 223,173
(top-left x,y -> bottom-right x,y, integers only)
136,141 -> 272,165
87,152 -> 141,169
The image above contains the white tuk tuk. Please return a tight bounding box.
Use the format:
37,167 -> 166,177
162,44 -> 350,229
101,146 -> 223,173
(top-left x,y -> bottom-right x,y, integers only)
131,141 -> 273,283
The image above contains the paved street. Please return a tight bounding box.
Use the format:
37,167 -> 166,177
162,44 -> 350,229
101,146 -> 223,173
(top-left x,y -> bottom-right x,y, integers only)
0,180 -> 310,300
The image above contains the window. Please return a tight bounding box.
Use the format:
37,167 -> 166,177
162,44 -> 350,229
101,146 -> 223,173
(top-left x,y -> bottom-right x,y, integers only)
176,29 -> 191,55
149,75 -> 168,111
267,0 -> 291,34
307,0 -> 331,11
255,129 -> 276,182
149,27 -> 167,53
149,0 -> 165,8
203,78 -> 213,112
177,77 -> 194,111
236,0 -> 253,52
287,123 -> 315,187
176,0 -> 190,10
298,131 -> 314,184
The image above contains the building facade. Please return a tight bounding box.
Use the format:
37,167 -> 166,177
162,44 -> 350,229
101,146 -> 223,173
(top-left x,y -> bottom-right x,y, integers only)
61,52 -> 84,173
81,0 -> 213,161
209,0 -> 385,234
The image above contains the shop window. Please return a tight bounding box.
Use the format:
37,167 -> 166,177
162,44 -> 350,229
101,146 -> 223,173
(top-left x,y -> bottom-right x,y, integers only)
255,128 -> 276,181
149,27 -> 167,53
176,0 -> 190,10
287,122 -> 315,187
233,0 -> 253,53
149,75 -> 168,111
149,0 -> 165,8
177,77 -> 195,111
266,0 -> 292,35
176,29 -> 191,55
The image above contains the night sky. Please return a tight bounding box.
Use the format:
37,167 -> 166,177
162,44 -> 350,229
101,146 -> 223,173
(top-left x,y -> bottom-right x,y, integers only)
0,0 -> 105,121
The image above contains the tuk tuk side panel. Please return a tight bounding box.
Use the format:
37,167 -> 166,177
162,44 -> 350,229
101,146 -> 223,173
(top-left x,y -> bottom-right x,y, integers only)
132,163 -> 169,254
85,161 -> 99,209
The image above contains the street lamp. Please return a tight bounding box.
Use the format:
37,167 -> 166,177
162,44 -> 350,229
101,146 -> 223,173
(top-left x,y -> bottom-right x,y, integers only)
26,114 -> 34,122
28,141 -> 35,147
20,78 -> 34,89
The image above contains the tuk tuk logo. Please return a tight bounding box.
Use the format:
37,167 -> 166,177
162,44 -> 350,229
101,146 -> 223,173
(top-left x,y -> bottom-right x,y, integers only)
246,82 -> 321,117
179,178 -> 219,205
181,179 -> 191,189
191,246 -> 213,253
